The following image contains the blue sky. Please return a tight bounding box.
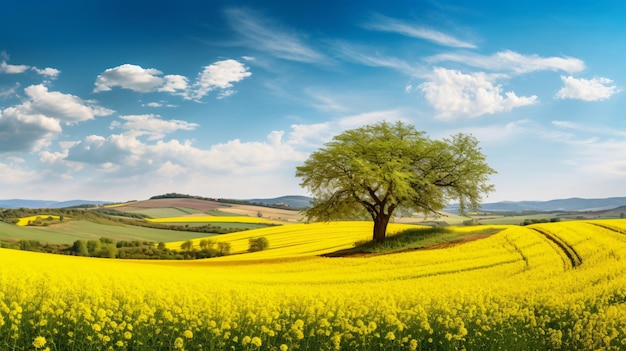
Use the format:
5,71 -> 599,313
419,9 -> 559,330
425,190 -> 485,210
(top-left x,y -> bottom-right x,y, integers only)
1,0 -> 625,203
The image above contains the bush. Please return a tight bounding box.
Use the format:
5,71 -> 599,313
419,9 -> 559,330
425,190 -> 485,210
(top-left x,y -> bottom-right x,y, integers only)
248,237 -> 269,252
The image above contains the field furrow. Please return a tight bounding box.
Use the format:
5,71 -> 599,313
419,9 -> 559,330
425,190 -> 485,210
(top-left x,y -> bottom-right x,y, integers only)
528,227 -> 582,269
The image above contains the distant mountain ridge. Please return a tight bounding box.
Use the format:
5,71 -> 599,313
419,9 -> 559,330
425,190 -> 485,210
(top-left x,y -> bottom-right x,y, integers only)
0,199 -> 108,209
445,197 -> 626,213
4,196 -> 626,212
247,195 -> 312,209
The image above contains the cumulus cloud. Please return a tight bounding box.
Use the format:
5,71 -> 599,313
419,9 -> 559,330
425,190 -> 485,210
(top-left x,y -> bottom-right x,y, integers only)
0,107 -> 61,152
93,64 -> 165,93
63,128 -> 306,178
65,134 -> 142,166
24,84 -> 113,123
32,67 -> 61,78
555,75 -> 620,101
224,7 -> 327,64
364,14 -> 476,48
158,75 -> 189,94
93,61 -> 251,100
428,50 -> 585,74
419,67 -> 537,119
0,85 -> 113,153
0,60 -> 29,74
190,59 -> 252,100
110,114 -> 198,140
0,53 -> 60,78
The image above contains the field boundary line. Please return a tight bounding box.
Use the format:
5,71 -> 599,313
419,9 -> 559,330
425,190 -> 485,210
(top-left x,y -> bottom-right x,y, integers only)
529,227 -> 582,269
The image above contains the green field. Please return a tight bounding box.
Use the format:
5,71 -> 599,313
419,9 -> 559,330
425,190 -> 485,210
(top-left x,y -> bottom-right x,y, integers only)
0,220 -> 215,244
476,213 -> 568,225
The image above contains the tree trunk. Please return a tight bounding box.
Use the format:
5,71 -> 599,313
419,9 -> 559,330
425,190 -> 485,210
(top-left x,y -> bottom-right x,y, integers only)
372,213 -> 391,243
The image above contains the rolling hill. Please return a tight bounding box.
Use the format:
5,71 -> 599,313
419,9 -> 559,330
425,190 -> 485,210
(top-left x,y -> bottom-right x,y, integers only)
445,196 -> 626,213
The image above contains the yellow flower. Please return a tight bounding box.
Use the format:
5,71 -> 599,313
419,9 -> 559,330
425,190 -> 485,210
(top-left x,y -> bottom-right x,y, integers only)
32,336 -> 46,349
173,337 -> 184,349
242,335 -> 251,345
183,330 -> 193,339
280,344 -> 288,351
251,336 -> 262,347
116,340 -> 125,347
124,331 -> 132,340
409,339 -> 418,351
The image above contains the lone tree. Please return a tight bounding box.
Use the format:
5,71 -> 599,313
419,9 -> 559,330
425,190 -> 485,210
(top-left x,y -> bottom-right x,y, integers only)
296,121 -> 496,242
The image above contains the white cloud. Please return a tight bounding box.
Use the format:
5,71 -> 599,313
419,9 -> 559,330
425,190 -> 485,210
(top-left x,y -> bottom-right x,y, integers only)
93,64 -> 165,93
555,75 -> 620,101
419,67 -> 537,119
63,128 -> 306,178
32,67 -> 61,78
0,107 -> 61,152
190,59 -> 251,100
0,162 -> 41,184
224,7 -> 327,64
0,60 -> 30,74
0,84 -> 20,99
24,84 -> 114,123
428,50 -> 585,74
65,134 -> 142,166
112,114 -> 198,140
0,85 -> 113,153
94,61 -> 251,100
158,74 -> 189,94
365,14 -> 476,48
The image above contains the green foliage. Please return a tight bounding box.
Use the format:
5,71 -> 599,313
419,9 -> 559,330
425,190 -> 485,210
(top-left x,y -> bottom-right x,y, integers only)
4,236 -> 232,260
217,242 -> 231,255
521,217 -> 562,226
248,237 -> 270,252
463,218 -> 479,226
72,240 -> 89,256
296,121 -> 496,241
180,240 -> 194,251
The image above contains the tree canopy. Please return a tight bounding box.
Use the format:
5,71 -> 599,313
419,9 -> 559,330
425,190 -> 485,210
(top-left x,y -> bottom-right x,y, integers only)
295,121 -> 496,242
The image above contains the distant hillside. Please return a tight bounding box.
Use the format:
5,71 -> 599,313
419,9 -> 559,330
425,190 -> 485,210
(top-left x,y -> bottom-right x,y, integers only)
445,197 -> 626,213
247,196 -> 312,209
0,199 -> 108,209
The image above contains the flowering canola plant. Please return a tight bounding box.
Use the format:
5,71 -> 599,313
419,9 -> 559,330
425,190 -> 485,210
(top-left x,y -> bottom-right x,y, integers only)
15,215 -> 62,226
2,220 -> 626,350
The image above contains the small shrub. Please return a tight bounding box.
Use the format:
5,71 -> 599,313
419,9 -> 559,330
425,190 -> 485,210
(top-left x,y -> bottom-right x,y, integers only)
248,237 -> 269,252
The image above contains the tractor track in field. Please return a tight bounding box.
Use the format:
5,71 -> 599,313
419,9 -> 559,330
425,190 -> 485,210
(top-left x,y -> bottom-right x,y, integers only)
529,227 -> 582,269
588,222 -> 626,235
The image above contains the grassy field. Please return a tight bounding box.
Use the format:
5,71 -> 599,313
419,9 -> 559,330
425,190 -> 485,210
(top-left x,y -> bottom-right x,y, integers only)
476,213 -> 568,225
0,220 -> 215,244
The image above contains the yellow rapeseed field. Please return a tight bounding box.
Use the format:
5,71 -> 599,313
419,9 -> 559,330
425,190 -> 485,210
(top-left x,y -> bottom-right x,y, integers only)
15,215 -> 61,227
2,220 -> 626,350
166,221 -> 423,258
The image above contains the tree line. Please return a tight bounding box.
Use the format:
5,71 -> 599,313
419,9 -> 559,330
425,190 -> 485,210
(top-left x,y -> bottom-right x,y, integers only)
1,236 -> 233,260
